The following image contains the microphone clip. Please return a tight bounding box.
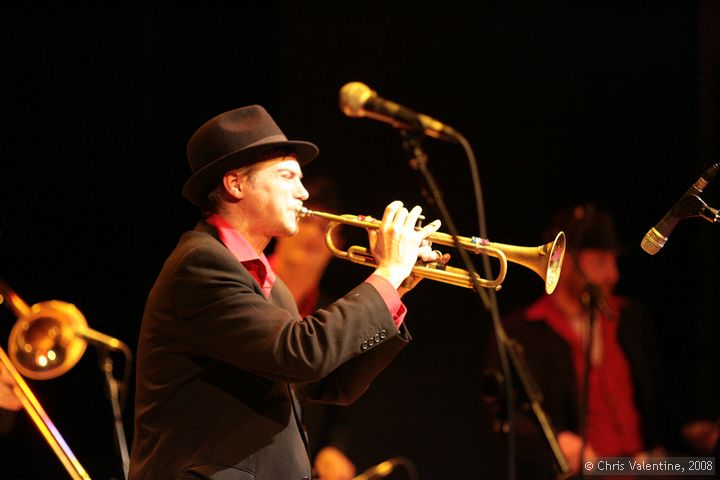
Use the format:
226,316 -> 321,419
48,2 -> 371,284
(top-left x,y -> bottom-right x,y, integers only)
697,198 -> 719,224
672,193 -> 719,225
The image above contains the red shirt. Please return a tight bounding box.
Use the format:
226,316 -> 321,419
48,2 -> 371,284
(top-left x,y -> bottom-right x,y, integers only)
207,214 -> 406,327
526,295 -> 644,456
206,213 -> 276,298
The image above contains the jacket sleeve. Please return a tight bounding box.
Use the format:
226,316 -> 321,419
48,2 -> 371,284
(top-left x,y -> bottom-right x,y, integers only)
297,322 -> 410,405
148,232 -> 409,387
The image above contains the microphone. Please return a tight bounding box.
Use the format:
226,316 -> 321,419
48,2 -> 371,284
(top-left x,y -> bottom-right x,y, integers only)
641,163 -> 719,255
339,82 -> 458,142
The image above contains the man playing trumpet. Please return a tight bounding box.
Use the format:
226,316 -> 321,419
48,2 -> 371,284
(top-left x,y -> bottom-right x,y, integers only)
128,105 -> 446,480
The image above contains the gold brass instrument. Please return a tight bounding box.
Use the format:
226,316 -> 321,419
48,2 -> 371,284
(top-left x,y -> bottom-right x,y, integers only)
0,278 -> 132,479
0,281 -> 128,381
299,207 -> 566,294
0,347 -> 90,479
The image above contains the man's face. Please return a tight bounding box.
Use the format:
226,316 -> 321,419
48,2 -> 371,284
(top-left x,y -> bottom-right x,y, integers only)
240,156 -> 309,239
572,249 -> 620,299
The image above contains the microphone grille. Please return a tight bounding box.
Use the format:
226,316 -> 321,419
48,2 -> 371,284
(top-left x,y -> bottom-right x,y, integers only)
640,228 -> 666,255
339,82 -> 374,117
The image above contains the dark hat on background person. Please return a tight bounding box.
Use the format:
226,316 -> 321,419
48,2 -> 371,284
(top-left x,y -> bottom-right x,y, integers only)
182,105 -> 319,206
542,203 -> 622,252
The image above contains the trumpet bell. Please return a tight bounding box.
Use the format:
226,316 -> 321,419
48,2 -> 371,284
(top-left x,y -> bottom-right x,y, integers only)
535,231 -> 565,294
473,231 -> 566,294
545,231 -> 566,294
9,300 -> 88,380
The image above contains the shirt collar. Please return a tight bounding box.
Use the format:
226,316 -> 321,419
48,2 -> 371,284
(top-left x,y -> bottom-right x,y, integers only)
205,213 -> 276,296
525,294 -> 624,344
205,213 -> 261,260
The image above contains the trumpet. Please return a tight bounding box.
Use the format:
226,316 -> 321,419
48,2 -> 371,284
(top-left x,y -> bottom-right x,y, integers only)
299,207 -> 566,294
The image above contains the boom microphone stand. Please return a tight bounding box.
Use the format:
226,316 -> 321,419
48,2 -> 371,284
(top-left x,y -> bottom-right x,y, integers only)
399,130 -> 571,479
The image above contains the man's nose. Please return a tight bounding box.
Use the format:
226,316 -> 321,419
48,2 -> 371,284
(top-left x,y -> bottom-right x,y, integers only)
296,181 -> 309,200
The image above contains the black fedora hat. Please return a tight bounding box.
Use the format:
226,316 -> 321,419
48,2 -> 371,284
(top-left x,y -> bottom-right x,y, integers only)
182,105 -> 319,206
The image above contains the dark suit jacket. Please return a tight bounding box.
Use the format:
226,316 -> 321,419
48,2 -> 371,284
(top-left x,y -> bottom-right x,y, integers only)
129,222 -> 409,480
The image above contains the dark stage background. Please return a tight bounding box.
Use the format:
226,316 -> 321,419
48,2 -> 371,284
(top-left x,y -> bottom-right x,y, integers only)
1,4 -> 718,479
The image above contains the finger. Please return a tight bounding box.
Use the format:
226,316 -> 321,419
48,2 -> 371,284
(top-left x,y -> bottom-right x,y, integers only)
417,244 -> 433,259
418,247 -> 448,263
417,219 -> 441,239
367,229 -> 378,251
404,205 -> 424,230
382,201 -> 403,225
419,239 -> 435,251
391,205 -> 409,230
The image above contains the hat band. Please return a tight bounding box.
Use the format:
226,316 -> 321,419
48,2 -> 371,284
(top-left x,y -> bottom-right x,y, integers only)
244,134 -> 289,149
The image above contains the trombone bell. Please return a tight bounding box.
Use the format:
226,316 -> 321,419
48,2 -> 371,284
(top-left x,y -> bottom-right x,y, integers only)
9,300 -> 89,380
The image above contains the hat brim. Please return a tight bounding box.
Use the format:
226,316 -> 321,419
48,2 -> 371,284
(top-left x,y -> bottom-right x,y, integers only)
182,140 -> 318,206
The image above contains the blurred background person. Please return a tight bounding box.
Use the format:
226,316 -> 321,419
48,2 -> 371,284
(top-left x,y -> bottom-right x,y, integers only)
492,203 -> 717,478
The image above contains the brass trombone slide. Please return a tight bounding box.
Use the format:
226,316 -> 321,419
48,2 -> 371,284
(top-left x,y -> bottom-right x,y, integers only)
299,207 -> 566,294
0,348 -> 90,480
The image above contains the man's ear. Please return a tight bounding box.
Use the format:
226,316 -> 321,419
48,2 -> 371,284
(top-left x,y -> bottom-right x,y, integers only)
223,171 -> 245,200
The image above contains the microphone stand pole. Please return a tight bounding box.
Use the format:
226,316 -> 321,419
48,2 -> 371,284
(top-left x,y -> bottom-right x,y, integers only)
97,349 -> 130,479
577,283 -> 600,480
83,329 -> 132,480
504,337 -> 572,479
399,130 -> 570,479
